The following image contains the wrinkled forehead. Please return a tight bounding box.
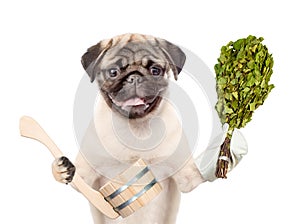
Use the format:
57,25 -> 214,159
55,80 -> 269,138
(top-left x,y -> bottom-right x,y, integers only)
102,40 -> 166,68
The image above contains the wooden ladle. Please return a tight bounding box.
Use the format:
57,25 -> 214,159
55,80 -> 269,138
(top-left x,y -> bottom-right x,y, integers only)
19,116 -> 119,219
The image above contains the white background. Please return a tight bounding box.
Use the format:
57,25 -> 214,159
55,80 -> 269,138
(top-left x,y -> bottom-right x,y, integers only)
1,0 -> 299,223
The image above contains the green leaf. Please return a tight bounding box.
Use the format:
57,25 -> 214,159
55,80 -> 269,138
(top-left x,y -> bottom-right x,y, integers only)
233,39 -> 244,50
250,103 -> 256,111
232,100 -> 239,110
218,77 -> 227,85
230,79 -> 236,85
236,71 -> 242,78
247,76 -> 256,87
247,60 -> 255,69
224,106 -> 234,114
225,92 -> 232,100
232,91 -> 238,99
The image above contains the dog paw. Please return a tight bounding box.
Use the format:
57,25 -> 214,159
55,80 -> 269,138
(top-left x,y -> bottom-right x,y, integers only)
52,156 -> 76,184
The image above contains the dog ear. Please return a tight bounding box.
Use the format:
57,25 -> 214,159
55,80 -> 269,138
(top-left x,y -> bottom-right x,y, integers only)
81,39 -> 113,82
156,39 -> 186,80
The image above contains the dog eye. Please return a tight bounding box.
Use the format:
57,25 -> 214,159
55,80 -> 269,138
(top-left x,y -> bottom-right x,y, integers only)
108,68 -> 120,78
150,66 -> 163,76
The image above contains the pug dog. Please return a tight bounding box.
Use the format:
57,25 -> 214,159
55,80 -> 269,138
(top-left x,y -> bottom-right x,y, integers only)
52,33 -> 247,224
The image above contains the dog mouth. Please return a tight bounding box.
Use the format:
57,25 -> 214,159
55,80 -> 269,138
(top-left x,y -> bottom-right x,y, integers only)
108,94 -> 161,118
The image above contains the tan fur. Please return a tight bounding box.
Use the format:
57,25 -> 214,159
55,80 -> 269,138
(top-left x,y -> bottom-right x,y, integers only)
71,97 -> 205,224
97,34 -> 156,53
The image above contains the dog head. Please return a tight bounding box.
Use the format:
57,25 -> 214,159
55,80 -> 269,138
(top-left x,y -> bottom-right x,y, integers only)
81,33 -> 186,119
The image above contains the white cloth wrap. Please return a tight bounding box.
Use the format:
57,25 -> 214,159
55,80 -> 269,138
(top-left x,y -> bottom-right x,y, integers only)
195,124 -> 248,181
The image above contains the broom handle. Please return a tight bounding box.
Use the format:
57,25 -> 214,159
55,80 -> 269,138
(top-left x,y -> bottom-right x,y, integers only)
19,116 -> 119,219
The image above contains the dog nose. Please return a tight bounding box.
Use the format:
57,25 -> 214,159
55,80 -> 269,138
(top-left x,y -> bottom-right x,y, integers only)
127,74 -> 143,84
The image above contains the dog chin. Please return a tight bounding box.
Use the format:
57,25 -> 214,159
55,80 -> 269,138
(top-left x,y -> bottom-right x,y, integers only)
107,94 -> 162,119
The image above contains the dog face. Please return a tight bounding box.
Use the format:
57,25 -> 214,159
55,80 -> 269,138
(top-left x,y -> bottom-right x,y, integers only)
81,34 -> 186,119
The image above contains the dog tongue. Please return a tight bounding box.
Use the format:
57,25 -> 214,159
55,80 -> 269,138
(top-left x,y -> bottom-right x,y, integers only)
121,97 -> 145,108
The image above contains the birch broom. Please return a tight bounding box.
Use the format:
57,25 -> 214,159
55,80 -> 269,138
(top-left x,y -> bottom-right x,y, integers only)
214,35 -> 274,178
